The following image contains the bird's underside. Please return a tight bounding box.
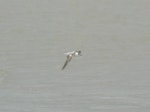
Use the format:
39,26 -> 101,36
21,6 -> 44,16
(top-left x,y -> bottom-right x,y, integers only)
62,50 -> 81,70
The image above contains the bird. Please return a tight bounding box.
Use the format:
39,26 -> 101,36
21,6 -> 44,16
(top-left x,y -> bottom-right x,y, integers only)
62,50 -> 82,70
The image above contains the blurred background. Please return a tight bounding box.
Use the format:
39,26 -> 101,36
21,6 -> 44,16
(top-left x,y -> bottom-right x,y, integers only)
0,0 -> 150,112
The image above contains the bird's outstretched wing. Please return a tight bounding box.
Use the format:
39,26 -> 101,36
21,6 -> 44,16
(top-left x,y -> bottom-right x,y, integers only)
62,55 -> 72,70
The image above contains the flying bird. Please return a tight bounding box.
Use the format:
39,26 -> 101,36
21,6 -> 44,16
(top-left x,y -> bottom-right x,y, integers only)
62,50 -> 82,70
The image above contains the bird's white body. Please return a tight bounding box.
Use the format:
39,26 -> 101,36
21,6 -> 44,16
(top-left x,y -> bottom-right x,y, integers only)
62,50 -> 81,70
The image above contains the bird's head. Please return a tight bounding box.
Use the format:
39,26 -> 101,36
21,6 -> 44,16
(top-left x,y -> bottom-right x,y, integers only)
77,50 -> 82,56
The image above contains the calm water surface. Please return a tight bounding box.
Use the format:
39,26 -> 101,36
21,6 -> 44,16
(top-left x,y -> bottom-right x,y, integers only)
0,0 -> 150,112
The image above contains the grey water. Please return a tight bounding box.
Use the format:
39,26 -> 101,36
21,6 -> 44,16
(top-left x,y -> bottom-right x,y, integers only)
0,0 -> 150,112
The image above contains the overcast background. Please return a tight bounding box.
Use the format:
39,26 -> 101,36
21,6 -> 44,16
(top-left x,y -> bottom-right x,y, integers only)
0,0 -> 150,112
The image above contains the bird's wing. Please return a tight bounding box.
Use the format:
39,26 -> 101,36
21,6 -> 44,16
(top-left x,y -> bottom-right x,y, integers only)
62,55 -> 72,70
